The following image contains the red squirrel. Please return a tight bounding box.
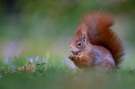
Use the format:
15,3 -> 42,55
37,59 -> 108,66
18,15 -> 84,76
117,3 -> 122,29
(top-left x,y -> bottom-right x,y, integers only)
69,12 -> 124,70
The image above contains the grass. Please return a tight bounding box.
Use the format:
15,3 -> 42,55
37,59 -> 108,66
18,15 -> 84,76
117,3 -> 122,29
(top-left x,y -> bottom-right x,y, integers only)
0,56 -> 135,89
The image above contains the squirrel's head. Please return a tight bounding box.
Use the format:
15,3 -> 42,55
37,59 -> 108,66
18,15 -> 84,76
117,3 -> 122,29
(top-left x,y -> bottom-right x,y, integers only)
70,32 -> 89,55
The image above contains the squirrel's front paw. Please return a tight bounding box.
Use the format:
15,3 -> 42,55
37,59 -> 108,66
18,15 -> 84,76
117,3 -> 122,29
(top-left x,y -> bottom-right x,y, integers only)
68,55 -> 78,61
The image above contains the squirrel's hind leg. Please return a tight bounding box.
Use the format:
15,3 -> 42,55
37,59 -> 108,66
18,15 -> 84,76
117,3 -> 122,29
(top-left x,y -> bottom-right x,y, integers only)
103,56 -> 116,70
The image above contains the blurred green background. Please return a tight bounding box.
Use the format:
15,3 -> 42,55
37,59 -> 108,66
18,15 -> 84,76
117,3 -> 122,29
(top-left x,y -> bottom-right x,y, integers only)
0,0 -> 135,68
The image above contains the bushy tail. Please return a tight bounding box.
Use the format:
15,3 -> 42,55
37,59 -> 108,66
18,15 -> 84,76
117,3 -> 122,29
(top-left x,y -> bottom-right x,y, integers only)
81,12 -> 124,67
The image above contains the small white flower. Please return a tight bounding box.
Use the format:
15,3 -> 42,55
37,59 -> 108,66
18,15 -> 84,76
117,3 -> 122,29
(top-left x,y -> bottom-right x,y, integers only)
35,56 -> 40,62
28,58 -> 34,63
11,65 -> 17,70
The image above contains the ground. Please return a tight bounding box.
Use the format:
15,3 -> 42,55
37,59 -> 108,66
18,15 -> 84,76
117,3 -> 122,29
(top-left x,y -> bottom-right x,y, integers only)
0,56 -> 135,89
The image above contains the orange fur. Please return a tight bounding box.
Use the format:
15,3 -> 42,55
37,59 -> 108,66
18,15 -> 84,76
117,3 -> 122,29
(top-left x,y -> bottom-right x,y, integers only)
69,12 -> 124,69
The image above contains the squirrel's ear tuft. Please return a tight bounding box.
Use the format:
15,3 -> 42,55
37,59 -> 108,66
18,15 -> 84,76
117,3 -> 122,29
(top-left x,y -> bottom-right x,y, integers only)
82,32 -> 86,42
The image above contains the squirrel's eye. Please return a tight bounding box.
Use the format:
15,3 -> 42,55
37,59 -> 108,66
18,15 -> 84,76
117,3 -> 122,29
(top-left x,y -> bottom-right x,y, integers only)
77,42 -> 82,47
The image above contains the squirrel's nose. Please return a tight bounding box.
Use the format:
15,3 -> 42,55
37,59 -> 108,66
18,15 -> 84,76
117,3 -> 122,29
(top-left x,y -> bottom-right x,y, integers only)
70,46 -> 79,52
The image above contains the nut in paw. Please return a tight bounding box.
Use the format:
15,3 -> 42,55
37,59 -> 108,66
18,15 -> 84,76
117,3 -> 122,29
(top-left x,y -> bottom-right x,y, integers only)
68,55 -> 78,61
